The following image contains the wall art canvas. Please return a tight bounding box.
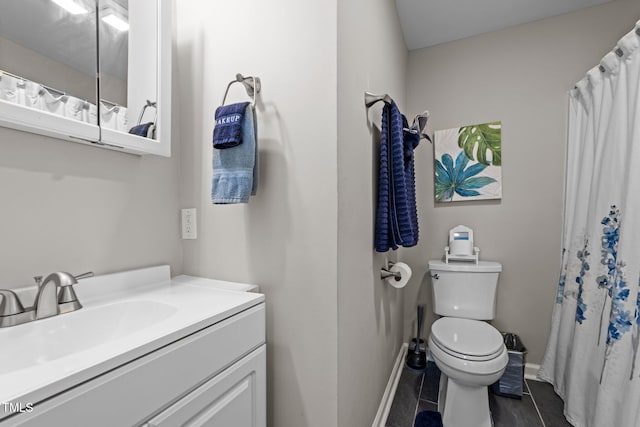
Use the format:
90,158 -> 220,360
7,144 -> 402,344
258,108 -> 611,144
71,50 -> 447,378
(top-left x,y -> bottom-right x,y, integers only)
433,121 -> 502,202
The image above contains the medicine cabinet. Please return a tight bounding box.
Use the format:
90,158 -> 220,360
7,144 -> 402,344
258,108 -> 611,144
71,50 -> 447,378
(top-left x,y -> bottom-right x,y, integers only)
0,0 -> 171,157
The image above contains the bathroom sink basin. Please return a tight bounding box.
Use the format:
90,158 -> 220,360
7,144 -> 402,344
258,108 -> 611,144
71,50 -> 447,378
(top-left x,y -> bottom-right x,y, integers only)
0,300 -> 177,375
0,266 -> 264,410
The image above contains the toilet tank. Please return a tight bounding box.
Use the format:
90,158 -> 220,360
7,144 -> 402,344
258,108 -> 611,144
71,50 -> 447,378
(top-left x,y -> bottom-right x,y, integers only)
428,260 -> 502,320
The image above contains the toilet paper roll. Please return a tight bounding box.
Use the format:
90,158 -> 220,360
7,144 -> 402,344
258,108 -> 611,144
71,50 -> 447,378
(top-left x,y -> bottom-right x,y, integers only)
385,262 -> 412,288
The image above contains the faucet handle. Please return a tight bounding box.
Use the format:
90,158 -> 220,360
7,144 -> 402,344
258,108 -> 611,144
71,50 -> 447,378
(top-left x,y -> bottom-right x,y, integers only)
55,272 -> 93,303
0,290 -> 25,316
57,272 -> 92,313
58,285 -> 81,305
34,276 -> 43,287
73,272 -> 94,281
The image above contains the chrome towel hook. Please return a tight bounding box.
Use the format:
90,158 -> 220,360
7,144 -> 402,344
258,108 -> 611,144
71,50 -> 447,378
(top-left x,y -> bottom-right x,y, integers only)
222,73 -> 261,107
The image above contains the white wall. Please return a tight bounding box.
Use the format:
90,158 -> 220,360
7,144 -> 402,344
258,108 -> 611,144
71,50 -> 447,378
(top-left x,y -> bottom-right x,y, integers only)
0,127 -> 182,288
0,13 -> 182,290
175,1 -> 339,426
336,1 -> 407,426
402,0 -> 640,365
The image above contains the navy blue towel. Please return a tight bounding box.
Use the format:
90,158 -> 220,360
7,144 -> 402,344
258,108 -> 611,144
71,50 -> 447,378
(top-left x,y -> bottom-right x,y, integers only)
414,410 -> 443,427
403,115 -> 420,247
375,101 -> 421,252
213,102 -> 250,148
129,122 -> 154,138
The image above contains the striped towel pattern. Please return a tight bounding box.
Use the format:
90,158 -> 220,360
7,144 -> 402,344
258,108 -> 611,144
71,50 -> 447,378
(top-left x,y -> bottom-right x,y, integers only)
375,101 -> 420,252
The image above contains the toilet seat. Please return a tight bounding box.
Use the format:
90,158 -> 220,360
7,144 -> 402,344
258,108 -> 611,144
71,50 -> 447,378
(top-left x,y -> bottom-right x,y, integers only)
430,317 -> 504,361
429,335 -> 507,377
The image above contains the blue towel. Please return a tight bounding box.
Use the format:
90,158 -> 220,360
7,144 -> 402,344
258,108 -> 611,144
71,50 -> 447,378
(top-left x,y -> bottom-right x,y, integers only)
213,102 -> 250,148
414,410 -> 443,427
403,115 -> 420,247
212,104 -> 257,203
129,122 -> 155,138
374,101 -> 420,252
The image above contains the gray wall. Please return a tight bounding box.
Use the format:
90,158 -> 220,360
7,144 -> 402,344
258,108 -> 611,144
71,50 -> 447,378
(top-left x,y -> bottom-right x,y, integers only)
0,17 -> 182,290
0,127 -> 182,288
175,1 -> 339,426
336,1 -> 407,426
401,0 -> 640,365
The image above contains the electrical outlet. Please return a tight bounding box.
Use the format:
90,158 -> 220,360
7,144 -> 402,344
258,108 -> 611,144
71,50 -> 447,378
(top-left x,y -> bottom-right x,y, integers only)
181,208 -> 197,239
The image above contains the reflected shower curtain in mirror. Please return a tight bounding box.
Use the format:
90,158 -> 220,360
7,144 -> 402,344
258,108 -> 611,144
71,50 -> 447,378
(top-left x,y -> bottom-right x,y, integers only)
540,21 -> 640,427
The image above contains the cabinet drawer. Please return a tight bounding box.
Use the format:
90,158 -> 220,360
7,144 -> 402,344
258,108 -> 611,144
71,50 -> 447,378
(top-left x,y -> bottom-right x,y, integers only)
143,345 -> 266,427
5,303 -> 265,427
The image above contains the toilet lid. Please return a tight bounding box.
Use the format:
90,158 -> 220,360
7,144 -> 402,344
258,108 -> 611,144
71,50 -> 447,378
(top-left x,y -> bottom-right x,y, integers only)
431,318 -> 504,360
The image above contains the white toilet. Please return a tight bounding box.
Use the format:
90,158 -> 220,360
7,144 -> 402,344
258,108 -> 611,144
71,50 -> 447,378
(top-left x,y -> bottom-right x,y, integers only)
427,260 -> 508,427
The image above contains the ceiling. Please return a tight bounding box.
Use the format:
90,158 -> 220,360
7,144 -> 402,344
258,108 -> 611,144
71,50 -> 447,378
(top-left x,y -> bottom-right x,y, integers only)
395,0 -> 614,51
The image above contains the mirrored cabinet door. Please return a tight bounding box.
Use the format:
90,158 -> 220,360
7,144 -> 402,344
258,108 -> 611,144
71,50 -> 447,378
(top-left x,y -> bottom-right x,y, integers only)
0,0 -> 171,157
0,0 -> 100,142
98,0 -> 170,156
97,0 -> 129,134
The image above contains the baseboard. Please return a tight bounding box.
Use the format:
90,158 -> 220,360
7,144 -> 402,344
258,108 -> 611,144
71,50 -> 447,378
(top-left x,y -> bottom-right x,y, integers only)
524,363 -> 541,381
372,343 -> 408,427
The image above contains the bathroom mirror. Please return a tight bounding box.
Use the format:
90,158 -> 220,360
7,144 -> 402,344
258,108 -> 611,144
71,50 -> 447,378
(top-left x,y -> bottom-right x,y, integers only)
0,0 -> 100,142
97,0 -> 130,136
0,0 -> 171,157
98,0 -> 171,156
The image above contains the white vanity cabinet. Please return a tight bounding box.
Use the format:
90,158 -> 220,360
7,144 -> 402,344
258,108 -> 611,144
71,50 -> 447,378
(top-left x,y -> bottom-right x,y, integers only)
0,270 -> 266,427
143,345 -> 265,427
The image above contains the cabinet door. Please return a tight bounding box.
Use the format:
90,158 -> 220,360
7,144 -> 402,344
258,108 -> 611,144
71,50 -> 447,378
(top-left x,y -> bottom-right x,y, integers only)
98,0 -> 172,157
144,345 -> 266,427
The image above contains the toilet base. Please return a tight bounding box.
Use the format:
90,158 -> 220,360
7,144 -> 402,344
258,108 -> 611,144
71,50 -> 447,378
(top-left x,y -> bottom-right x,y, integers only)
438,373 -> 493,427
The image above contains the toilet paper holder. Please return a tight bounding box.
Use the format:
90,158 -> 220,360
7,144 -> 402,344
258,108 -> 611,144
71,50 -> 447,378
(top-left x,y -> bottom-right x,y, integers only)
380,262 -> 402,280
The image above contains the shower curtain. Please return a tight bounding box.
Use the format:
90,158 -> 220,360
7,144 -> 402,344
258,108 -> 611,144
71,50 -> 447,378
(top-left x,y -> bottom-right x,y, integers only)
539,21 -> 640,427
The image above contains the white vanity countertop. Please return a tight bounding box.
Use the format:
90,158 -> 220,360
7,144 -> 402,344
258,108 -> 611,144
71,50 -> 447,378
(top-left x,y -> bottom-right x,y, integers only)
0,266 -> 264,413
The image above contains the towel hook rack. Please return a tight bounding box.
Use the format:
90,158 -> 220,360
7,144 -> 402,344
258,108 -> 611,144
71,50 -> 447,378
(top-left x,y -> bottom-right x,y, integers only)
365,91 -> 393,108
222,73 -> 261,107
364,91 -> 432,142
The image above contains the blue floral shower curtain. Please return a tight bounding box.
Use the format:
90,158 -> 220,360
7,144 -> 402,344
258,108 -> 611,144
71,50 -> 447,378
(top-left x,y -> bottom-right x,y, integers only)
540,21 -> 640,427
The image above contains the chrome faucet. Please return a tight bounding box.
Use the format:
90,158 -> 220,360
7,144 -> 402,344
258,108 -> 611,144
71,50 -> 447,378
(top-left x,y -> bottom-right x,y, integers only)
0,271 -> 93,327
0,290 -> 25,316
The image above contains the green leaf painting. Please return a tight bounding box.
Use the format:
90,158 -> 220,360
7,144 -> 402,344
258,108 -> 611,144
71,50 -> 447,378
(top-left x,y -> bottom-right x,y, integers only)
458,121 -> 502,166
433,122 -> 502,202
435,152 -> 497,202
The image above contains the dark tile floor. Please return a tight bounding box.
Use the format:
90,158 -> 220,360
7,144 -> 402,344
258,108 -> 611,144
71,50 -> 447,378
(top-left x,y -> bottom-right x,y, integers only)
386,361 -> 572,427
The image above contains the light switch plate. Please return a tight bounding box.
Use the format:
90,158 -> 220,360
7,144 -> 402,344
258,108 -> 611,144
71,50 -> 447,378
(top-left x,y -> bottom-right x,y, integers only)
181,208 -> 197,239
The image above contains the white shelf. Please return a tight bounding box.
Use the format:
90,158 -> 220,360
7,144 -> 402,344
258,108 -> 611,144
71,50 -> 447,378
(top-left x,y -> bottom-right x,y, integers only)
445,246 -> 480,264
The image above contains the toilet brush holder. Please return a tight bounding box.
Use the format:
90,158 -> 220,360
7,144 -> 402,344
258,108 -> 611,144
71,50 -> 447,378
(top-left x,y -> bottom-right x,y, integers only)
409,338 -> 426,353
406,305 -> 427,371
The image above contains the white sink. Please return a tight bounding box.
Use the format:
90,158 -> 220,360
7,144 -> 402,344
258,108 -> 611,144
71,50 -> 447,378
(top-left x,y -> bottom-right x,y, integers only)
0,266 -> 264,413
0,300 -> 177,375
